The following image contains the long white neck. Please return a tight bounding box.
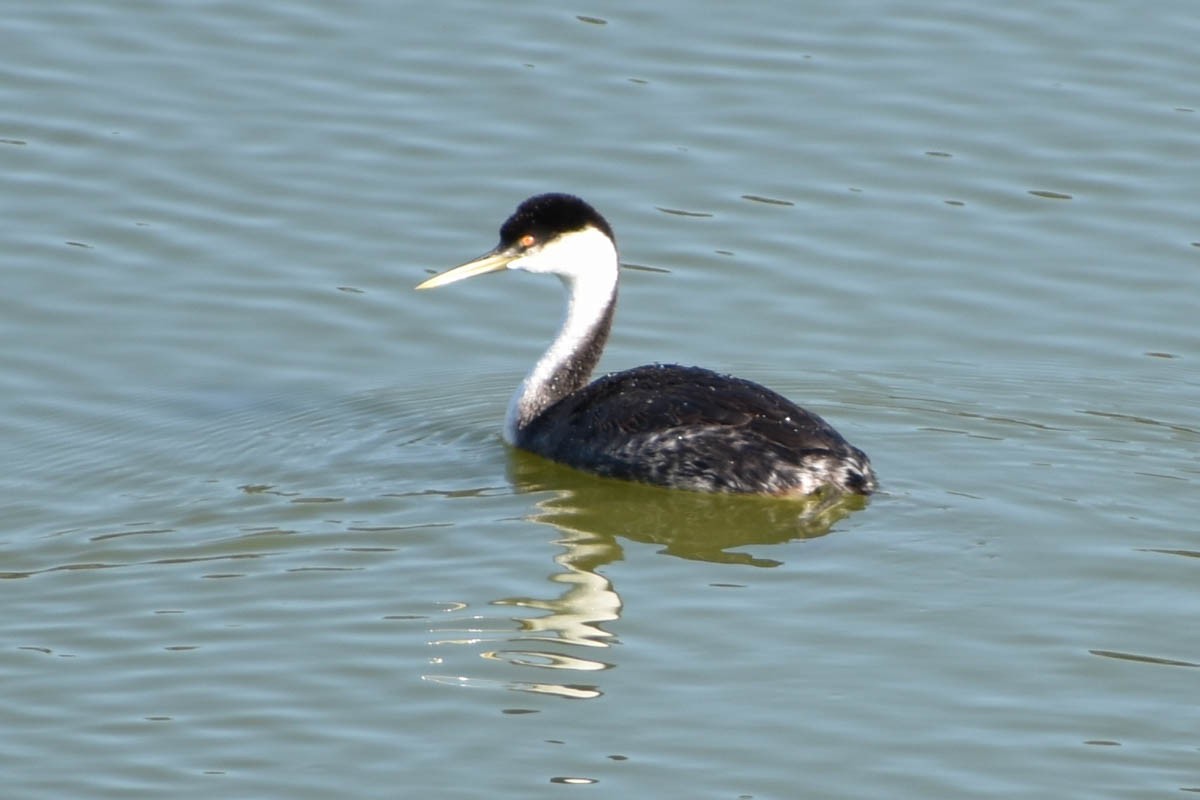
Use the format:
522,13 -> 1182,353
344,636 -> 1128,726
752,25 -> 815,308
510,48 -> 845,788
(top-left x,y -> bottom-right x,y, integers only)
504,228 -> 619,442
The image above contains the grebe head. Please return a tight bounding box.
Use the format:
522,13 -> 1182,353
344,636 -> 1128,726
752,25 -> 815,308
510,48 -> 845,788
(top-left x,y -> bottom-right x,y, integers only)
416,193 -> 617,289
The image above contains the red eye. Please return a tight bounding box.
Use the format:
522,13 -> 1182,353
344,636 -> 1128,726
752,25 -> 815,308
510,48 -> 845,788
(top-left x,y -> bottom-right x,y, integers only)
519,234 -> 536,248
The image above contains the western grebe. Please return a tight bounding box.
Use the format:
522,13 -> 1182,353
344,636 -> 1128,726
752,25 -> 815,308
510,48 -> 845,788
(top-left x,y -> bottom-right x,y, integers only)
416,193 -> 876,497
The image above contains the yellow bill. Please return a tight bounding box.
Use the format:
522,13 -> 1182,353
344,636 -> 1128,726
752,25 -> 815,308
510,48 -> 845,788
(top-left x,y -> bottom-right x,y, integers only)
415,248 -> 516,290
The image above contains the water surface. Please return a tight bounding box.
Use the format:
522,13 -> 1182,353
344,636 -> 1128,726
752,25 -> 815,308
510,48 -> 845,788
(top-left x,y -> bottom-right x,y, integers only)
3,1 -> 1199,797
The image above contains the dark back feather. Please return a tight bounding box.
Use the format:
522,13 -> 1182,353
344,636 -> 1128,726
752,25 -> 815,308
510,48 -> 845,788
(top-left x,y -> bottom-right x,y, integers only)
516,364 -> 873,494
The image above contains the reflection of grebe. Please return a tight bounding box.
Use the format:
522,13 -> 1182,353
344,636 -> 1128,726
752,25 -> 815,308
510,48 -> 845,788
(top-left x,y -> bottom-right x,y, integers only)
417,193 -> 877,498
485,527 -> 621,700
512,450 -> 863,567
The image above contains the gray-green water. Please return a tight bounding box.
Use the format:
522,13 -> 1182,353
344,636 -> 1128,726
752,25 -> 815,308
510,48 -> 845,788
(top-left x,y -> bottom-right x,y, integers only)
4,1 -> 1199,797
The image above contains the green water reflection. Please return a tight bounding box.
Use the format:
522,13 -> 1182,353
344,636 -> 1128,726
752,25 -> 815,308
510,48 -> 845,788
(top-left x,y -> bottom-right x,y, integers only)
508,448 -> 869,567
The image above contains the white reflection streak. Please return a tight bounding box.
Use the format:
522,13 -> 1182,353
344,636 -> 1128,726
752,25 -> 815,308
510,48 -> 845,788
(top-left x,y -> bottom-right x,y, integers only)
498,533 -> 621,649
424,527 -> 621,699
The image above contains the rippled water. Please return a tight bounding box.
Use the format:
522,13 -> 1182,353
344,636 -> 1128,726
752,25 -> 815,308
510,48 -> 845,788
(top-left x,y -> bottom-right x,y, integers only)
4,0 -> 1199,797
